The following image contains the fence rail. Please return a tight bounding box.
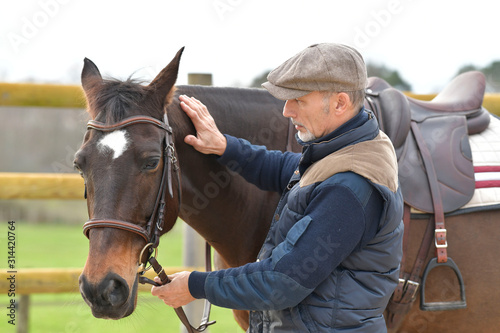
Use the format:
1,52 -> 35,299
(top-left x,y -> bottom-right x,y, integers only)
0,267 -> 199,294
0,173 -> 84,200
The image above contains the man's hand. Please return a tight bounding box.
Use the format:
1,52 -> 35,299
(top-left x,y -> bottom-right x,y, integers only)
151,271 -> 196,308
180,95 -> 227,156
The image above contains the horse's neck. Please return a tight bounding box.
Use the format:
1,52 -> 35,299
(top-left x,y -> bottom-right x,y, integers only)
166,86 -> 287,267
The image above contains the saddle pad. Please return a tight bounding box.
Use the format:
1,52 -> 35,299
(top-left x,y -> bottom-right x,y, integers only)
461,114 -> 500,209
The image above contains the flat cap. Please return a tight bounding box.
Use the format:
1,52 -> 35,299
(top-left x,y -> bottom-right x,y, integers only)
262,43 -> 367,100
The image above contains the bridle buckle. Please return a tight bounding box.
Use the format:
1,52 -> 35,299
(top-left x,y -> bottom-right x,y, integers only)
138,242 -> 158,273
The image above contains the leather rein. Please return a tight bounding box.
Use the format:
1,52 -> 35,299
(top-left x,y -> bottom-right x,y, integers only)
81,114 -> 215,332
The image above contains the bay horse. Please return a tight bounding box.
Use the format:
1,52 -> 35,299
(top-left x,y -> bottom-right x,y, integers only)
77,48 -> 500,332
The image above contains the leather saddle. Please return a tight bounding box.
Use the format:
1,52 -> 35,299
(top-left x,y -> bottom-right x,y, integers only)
365,71 -> 490,214
367,71 -> 491,327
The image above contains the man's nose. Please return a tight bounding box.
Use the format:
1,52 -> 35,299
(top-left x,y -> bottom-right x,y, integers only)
283,100 -> 295,118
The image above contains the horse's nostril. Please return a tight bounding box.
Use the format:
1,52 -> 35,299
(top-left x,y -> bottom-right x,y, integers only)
79,272 -> 135,319
101,276 -> 129,307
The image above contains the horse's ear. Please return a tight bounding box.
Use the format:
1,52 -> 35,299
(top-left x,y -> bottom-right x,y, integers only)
147,47 -> 184,114
81,58 -> 103,119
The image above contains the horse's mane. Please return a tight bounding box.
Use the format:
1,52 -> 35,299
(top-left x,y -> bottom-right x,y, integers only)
90,78 -> 154,124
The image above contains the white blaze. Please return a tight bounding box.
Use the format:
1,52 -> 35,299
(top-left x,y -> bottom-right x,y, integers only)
98,130 -> 129,159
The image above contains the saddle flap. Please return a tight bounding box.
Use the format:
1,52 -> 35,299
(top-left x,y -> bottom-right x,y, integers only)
398,115 -> 475,213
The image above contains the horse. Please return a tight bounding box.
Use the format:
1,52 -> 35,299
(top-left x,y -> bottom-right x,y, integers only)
76,48 -> 294,327
77,48 -> 500,332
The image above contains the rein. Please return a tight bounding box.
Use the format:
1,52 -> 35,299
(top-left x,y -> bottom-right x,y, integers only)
81,114 -> 215,332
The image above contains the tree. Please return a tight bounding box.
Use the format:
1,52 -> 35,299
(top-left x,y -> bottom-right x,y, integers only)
250,70 -> 271,88
457,64 -> 479,74
366,63 -> 412,91
250,63 -> 412,91
457,61 -> 500,92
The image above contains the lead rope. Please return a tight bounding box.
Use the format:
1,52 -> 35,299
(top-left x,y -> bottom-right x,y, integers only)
139,243 -> 216,332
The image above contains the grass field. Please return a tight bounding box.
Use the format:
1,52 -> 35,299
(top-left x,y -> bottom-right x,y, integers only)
0,222 -> 242,333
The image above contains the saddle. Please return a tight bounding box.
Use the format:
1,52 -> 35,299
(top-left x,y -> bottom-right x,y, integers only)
366,71 -> 490,214
365,71 -> 490,328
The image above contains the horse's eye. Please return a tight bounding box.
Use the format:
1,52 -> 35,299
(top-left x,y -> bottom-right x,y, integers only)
74,162 -> 84,177
143,158 -> 160,170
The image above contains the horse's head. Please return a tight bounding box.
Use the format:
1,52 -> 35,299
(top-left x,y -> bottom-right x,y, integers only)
76,48 -> 183,319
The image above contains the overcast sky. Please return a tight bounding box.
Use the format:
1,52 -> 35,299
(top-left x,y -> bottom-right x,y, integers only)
1,0 -> 498,93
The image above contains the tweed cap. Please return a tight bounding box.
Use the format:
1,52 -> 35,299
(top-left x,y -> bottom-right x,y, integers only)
262,43 -> 367,100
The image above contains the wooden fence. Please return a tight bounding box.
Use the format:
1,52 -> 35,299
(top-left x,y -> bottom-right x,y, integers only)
0,75 -> 214,333
1,81 -> 500,333
0,267 -> 198,333
0,172 -> 196,333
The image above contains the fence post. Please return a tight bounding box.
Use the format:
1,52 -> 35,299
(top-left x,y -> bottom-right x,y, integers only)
17,295 -> 29,333
182,73 -> 213,333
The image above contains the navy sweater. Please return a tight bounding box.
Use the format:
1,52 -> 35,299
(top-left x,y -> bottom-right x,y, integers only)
188,109 -> 383,304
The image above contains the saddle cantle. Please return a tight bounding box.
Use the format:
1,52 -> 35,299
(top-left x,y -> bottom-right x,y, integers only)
365,71 -> 490,214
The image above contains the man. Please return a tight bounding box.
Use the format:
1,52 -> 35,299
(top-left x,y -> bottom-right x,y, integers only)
152,43 -> 404,332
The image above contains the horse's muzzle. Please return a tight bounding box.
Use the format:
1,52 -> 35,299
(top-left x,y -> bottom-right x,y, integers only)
79,272 -> 136,319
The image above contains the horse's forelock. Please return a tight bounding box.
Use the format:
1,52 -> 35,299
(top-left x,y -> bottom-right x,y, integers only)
91,78 -> 157,123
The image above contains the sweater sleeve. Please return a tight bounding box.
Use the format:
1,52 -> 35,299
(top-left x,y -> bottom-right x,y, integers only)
188,179 -> 383,310
217,135 -> 301,193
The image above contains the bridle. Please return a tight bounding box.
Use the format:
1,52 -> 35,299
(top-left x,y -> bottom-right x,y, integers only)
83,114 -> 178,250
81,114 -> 215,332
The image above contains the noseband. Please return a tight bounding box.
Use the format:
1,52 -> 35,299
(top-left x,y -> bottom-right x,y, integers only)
82,114 -> 180,257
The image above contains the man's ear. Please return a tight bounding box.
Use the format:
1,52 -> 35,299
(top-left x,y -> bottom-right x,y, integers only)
333,92 -> 351,115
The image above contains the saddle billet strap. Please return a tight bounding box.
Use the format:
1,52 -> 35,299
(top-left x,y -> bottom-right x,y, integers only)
83,219 -> 150,243
410,122 -> 447,263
